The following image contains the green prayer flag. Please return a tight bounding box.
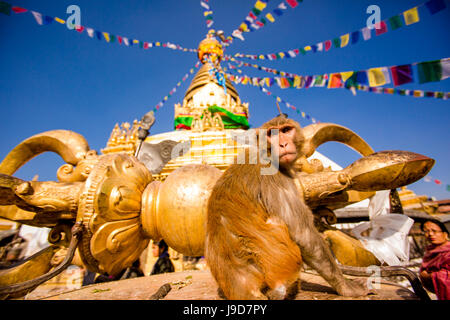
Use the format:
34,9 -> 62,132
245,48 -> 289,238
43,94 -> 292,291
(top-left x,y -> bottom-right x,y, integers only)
252,8 -> 261,16
388,15 -> 403,30
417,60 -> 442,84
109,34 -> 116,43
0,1 -> 11,15
208,105 -> 249,129
332,37 -> 341,48
447,184 -> 450,192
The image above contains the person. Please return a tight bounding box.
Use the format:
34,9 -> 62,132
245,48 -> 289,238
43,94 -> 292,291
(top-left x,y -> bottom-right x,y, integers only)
419,219 -> 450,300
150,239 -> 175,275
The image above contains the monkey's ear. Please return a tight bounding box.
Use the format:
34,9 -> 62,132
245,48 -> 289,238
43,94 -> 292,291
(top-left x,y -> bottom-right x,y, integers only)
301,123 -> 374,158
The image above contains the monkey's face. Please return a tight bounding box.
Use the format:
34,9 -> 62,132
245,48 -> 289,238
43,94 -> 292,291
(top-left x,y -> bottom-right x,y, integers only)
266,124 -> 298,167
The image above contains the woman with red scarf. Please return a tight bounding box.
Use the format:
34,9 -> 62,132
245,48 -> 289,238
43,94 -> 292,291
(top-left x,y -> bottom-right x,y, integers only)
419,219 -> 450,300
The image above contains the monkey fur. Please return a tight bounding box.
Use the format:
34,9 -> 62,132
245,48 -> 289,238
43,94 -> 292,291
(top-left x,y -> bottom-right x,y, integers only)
205,115 -> 368,299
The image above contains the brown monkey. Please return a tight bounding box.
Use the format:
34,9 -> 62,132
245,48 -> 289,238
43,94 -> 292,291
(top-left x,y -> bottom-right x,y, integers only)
205,115 -> 369,299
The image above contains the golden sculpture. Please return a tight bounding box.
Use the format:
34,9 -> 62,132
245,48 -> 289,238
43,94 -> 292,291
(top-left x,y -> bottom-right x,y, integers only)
0,34 -> 436,298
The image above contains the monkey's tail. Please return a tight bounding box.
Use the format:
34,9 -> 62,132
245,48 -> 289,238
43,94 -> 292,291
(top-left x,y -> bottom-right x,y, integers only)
338,264 -> 430,300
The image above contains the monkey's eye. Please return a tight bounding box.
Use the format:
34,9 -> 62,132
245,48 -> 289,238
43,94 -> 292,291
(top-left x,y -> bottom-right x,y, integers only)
281,126 -> 293,133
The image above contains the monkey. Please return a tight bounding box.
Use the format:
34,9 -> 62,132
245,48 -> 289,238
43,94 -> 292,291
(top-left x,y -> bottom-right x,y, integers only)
205,114 -> 369,300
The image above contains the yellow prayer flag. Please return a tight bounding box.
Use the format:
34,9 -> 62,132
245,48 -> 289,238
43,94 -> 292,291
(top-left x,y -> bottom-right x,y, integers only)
293,76 -> 301,88
278,52 -> 285,58
368,68 -> 388,87
340,71 -> 354,82
340,33 -> 350,47
155,42 -> 161,46
255,0 -> 267,11
204,11 -> 213,17
386,88 -> 395,94
54,17 -> 65,24
265,13 -> 275,23
240,23 -> 248,32
304,46 -> 312,51
280,71 -> 286,76
301,112 -> 306,118
403,7 -> 419,25
103,32 -> 110,42
276,97 -> 281,102
259,55 -> 265,60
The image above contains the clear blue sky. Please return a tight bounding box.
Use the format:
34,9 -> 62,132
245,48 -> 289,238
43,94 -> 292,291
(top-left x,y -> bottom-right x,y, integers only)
0,0 -> 449,200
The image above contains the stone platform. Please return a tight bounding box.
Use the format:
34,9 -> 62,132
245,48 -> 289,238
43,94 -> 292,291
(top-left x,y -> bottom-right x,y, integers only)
29,270 -> 418,300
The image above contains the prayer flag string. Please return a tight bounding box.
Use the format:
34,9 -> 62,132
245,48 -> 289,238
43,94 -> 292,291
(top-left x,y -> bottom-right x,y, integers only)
0,1 -> 197,53
233,0 -> 448,60
152,62 -> 201,113
228,0 -> 302,43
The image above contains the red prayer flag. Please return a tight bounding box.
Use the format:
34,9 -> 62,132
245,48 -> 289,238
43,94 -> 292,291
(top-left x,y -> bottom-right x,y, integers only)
117,36 -> 123,44
12,6 -> 27,13
75,26 -> 84,33
144,42 -> 150,49
435,179 -> 442,185
324,40 -> 332,51
286,0 -> 299,8
390,64 -> 413,86
375,21 -> 388,36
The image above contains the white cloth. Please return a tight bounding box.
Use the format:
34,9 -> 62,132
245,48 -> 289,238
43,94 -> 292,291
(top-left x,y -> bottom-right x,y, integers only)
352,190 -> 414,266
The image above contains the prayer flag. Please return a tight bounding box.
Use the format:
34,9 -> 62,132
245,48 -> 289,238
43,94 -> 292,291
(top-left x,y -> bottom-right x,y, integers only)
361,27 -> 371,40
340,71 -> 354,83
255,0 -> 267,11
375,21 -> 388,36
103,32 -> 110,42
316,42 -> 323,51
273,8 -> 283,16
435,179 -> 442,185
424,176 -> 432,182
304,76 -> 314,88
286,0 -> 299,8
368,67 -> 391,87
200,1 -> 210,10
265,13 -> 275,22
332,37 -> 341,48
11,6 -> 27,13
441,58 -> 450,80
446,184 -> 450,192
340,34 -> 350,47
388,15 -> 403,30
54,17 -> 65,24
425,0 -> 446,15
43,16 -> 54,25
324,40 -> 332,51
328,73 -> 343,88
403,7 -> 419,25
86,28 -> 94,38
417,60 -> 442,83
278,2 -> 288,10
252,8 -> 261,16
390,64 -> 413,86
351,31 -> 360,44
75,26 -> 85,33
31,11 -> 43,25
313,74 -> 328,87
0,1 -> 11,15
95,30 -> 102,40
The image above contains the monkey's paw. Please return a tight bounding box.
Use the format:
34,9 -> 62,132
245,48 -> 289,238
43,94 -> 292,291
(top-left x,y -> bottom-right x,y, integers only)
336,278 -> 374,297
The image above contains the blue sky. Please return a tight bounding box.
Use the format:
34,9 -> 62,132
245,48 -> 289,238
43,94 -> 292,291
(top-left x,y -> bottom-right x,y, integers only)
0,0 -> 449,200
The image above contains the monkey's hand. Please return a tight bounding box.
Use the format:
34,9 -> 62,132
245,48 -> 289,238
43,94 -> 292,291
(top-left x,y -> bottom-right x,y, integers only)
335,278 -> 373,297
